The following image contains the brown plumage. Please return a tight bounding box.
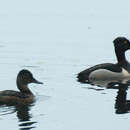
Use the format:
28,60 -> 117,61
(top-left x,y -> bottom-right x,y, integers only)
0,69 -> 43,105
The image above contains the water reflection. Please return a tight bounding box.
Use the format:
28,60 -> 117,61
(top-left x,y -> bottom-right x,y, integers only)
95,79 -> 130,114
85,78 -> 130,114
17,104 -> 37,130
115,83 -> 130,114
0,103 -> 37,130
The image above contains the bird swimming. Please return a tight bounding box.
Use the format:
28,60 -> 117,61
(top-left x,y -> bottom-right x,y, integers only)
77,37 -> 130,87
0,69 -> 43,105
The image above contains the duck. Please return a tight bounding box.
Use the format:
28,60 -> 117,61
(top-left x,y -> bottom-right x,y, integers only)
77,37 -> 130,87
0,69 -> 43,105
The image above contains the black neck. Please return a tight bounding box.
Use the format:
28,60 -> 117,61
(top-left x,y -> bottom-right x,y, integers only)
115,47 -> 127,64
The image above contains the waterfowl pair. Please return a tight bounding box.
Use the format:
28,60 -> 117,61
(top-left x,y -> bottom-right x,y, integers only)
77,37 -> 130,87
0,37 -> 130,105
0,69 -> 43,105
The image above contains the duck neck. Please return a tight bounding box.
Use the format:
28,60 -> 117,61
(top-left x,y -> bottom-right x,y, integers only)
17,81 -> 33,95
115,47 -> 127,64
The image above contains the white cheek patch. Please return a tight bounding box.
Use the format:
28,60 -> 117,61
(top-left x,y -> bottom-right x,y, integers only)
89,68 -> 130,82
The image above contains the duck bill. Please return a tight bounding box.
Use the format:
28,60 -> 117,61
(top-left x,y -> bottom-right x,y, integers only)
32,78 -> 43,84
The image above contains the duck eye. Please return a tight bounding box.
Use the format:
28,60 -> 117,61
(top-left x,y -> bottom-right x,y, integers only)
124,40 -> 128,44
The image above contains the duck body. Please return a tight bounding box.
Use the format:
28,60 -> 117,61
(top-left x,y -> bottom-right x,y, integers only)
77,37 -> 130,87
77,63 -> 121,83
78,62 -> 130,87
0,69 -> 43,105
0,90 -> 34,105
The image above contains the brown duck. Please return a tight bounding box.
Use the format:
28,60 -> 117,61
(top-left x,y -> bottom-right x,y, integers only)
0,69 -> 43,105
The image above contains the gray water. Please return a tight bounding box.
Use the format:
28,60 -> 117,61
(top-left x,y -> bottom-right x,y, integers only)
0,0 -> 130,130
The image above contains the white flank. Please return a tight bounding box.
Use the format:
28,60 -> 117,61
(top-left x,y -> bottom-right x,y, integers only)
88,68 -> 130,87
89,68 -> 130,82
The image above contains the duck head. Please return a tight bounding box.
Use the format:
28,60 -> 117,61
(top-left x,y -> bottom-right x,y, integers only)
113,37 -> 130,52
16,69 -> 43,93
17,69 -> 43,85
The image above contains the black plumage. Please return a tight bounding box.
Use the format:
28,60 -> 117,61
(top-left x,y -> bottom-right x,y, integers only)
77,37 -> 130,84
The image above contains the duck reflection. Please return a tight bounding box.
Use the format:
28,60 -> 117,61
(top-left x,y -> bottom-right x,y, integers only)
86,78 -> 130,114
114,83 -> 130,114
16,104 -> 37,130
97,80 -> 130,114
0,103 -> 37,130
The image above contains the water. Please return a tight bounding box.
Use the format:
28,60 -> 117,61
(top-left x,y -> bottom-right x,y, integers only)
0,0 -> 130,130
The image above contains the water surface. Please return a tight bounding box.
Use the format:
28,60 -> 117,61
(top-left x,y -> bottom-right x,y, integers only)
0,0 -> 130,130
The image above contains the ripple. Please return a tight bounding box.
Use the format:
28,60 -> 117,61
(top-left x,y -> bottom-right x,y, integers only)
0,105 -> 16,116
82,87 -> 105,91
22,65 -> 40,68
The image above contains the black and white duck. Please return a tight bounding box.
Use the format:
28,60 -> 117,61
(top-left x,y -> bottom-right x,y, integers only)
77,37 -> 130,87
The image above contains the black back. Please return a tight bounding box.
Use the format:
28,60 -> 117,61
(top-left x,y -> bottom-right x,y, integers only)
77,63 -> 122,83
